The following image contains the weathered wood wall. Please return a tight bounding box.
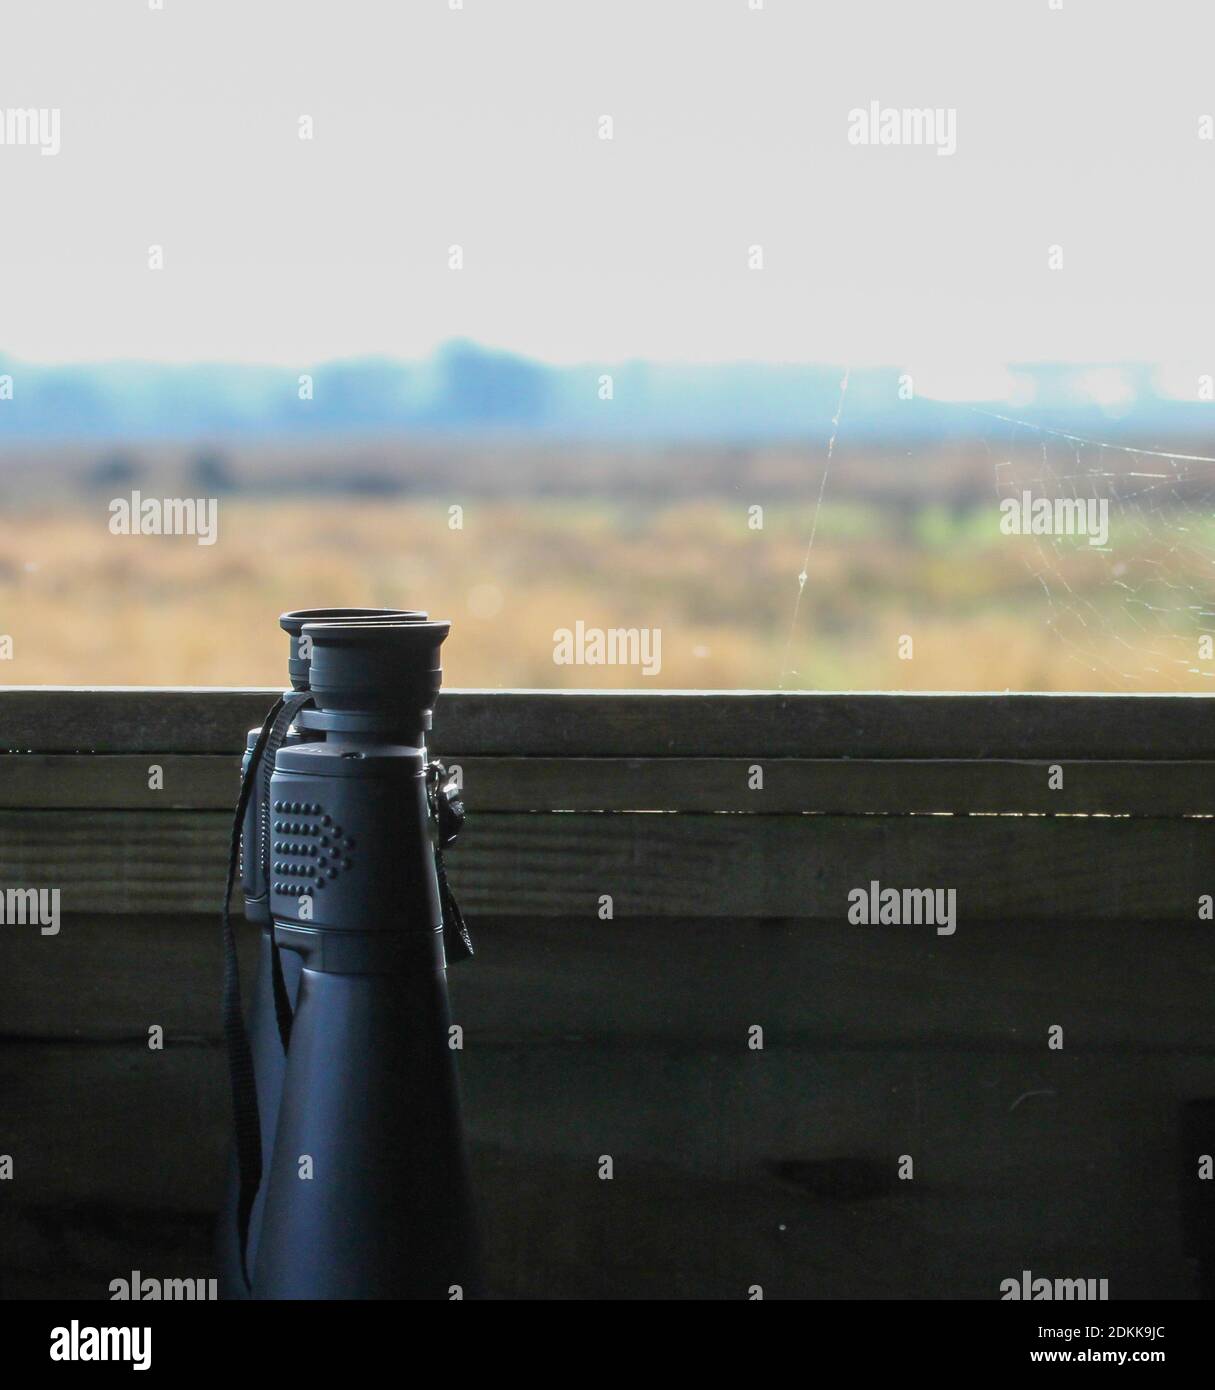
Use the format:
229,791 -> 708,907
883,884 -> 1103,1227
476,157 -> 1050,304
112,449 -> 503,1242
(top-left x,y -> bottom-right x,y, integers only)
1,690 -> 1213,1298
6,912 -> 1215,1300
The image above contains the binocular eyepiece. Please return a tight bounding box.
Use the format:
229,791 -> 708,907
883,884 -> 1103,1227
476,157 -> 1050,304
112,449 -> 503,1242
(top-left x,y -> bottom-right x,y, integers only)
300,619 -> 451,742
279,608 -> 426,691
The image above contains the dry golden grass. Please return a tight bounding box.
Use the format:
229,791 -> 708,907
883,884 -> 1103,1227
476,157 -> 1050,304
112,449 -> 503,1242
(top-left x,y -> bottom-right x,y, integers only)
0,497 -> 1210,690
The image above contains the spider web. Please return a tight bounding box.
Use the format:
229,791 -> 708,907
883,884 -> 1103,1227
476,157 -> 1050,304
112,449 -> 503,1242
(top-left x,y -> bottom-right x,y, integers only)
982,411 -> 1215,691
779,387 -> 1215,693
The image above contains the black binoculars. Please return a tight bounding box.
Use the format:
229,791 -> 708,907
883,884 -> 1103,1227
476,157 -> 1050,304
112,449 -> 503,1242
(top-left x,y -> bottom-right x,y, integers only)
216,608 -> 481,1299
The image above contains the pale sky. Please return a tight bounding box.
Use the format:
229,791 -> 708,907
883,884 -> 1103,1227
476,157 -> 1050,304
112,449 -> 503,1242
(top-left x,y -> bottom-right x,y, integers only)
1,0 -> 1212,378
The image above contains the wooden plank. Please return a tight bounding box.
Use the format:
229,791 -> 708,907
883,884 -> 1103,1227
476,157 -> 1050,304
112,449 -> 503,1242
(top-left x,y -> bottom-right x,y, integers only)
453,811 -> 1210,922
8,914 -> 1215,1055
439,691 -> 1215,761
0,1034 -> 1201,1299
0,754 -> 242,810
0,688 -> 277,756
2,688 -> 1214,758
431,756 -> 1215,814
0,808 -> 1207,919
2,753 -> 1214,815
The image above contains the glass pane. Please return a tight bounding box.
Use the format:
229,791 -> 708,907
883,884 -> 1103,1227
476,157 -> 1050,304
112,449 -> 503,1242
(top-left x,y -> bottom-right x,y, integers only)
0,2 -> 1210,691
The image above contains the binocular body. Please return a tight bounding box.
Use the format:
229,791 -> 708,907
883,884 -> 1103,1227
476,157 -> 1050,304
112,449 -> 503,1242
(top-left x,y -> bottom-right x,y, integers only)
216,610 -> 481,1299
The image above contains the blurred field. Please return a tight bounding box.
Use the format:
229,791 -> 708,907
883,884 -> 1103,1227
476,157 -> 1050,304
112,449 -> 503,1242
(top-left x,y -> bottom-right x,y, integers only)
1,476 -> 1213,690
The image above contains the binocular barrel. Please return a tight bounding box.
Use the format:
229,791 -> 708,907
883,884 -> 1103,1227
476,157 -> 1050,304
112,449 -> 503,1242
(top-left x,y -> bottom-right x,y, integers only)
217,610 -> 481,1300
221,609 -> 424,1293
